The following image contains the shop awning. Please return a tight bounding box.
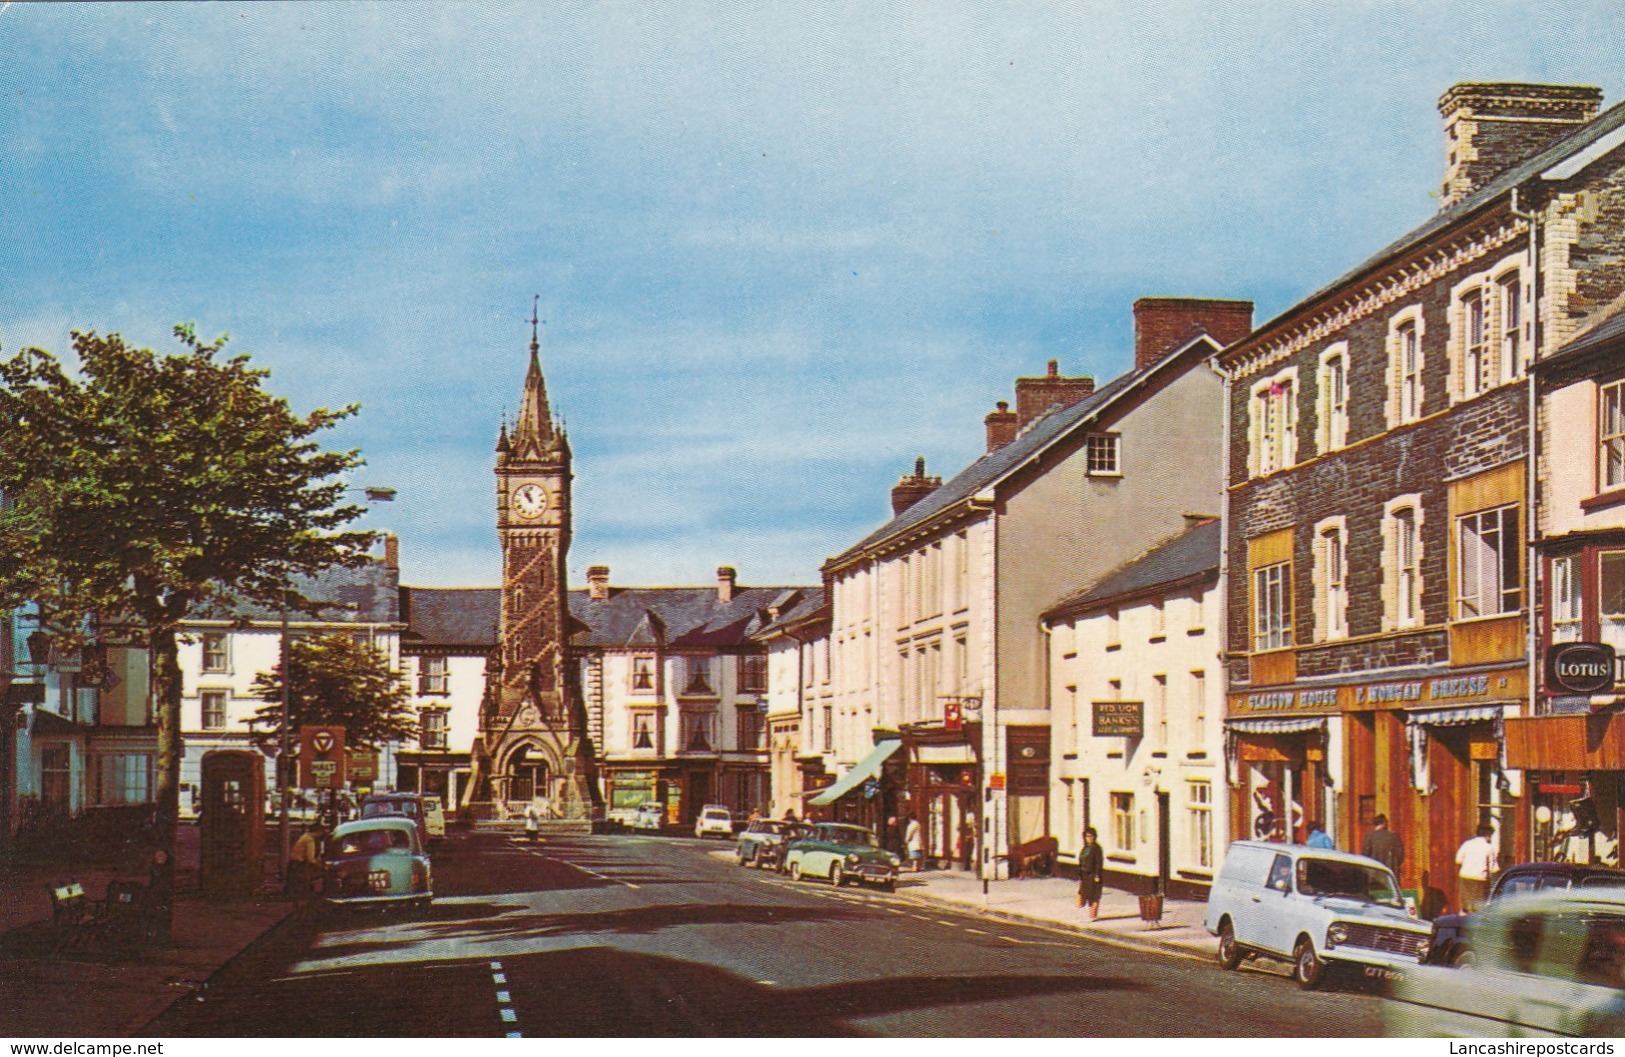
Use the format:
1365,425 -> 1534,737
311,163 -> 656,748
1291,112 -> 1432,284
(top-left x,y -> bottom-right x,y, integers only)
1225,716 -> 1327,735
916,744 -> 975,765
1405,704 -> 1504,727
808,739 -> 901,805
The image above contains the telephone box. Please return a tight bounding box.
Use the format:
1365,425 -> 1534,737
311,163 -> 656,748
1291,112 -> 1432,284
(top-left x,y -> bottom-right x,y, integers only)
200,750 -> 266,898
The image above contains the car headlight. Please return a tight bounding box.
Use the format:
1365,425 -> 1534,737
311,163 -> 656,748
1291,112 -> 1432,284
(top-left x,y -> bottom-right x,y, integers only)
1415,939 -> 1430,962
889,853 -> 900,866
1327,923 -> 1349,946
847,853 -> 861,865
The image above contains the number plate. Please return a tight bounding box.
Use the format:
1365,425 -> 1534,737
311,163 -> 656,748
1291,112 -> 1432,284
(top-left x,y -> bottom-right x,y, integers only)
368,870 -> 390,893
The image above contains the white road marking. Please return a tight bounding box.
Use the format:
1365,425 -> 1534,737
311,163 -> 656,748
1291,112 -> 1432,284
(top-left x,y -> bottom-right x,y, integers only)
999,935 -> 1024,944
756,980 -> 777,986
526,848 -> 640,890
492,972 -> 506,984
489,960 -> 521,1036
496,991 -> 510,1003
964,928 -> 990,935
500,1008 -> 517,1023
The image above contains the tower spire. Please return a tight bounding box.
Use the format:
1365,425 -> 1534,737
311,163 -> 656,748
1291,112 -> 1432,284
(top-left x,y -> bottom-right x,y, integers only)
512,296 -> 556,457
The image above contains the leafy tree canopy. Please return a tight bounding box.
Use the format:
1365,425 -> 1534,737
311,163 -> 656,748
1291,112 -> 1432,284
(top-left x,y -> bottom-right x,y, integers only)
250,632 -> 415,751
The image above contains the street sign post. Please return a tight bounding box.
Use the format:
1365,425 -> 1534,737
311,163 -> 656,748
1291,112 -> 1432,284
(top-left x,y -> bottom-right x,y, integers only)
299,725 -> 347,790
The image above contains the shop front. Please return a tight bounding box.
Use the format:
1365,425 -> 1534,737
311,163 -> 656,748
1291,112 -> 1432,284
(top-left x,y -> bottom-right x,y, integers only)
1508,711 -> 1625,867
899,720 -> 981,868
805,738 -> 902,832
1225,712 -> 1333,846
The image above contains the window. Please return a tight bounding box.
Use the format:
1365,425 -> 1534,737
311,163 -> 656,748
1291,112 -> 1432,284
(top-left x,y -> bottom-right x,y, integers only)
1552,555 -> 1583,643
1499,271 -> 1524,378
1602,552 -> 1625,653
40,746 -> 70,810
1314,519 -> 1348,641
1253,561 -> 1293,651
1189,589 -> 1205,631
1106,609 -> 1120,649
97,753 -> 152,806
1603,381 -> 1625,492
737,654 -> 767,694
954,634 -> 968,692
1152,674 -> 1168,750
1191,670 -> 1208,744
1086,434 -> 1121,476
821,705 -> 832,752
631,712 -> 656,750
683,658 -> 714,696
954,531 -> 970,611
1384,499 -> 1425,630
1149,597 -> 1165,639
419,655 -> 448,694
1453,263 -> 1523,401
682,711 -> 714,752
419,710 -> 447,750
630,656 -> 656,692
201,632 -> 229,673
736,706 -> 763,751
1462,288 -> 1490,397
201,690 -> 227,731
1249,369 -> 1299,476
1189,780 -> 1213,870
1111,792 -> 1136,853
1317,344 -> 1348,452
1389,309 -> 1425,426
1457,504 -> 1521,618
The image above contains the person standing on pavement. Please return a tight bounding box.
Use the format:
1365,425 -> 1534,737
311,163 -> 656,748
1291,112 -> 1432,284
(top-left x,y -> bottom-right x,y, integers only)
1455,823 -> 1498,912
1077,827 -> 1104,920
1306,821 -> 1335,849
1361,814 -> 1405,877
904,814 -> 924,872
287,821 -> 325,899
958,817 -> 977,872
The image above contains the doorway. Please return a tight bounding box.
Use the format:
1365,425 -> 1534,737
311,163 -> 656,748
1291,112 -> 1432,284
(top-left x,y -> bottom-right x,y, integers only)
1156,790 -> 1172,896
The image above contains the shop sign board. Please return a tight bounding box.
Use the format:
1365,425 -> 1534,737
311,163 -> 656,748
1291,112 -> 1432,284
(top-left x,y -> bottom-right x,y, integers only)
988,772 -> 1006,791
1093,700 -> 1144,738
1229,669 -> 1523,715
1545,642 -> 1618,695
299,724 -> 346,789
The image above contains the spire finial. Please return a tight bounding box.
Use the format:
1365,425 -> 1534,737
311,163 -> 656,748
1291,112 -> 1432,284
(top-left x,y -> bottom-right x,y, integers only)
530,295 -> 540,354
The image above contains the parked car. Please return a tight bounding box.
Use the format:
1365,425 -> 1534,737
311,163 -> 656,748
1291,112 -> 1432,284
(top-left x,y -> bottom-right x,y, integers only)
360,792 -> 434,846
736,819 -> 806,868
1205,840 -> 1432,990
323,816 -> 433,912
695,804 -> 734,839
1387,890 -> 1625,1037
1426,861 -> 1625,966
630,801 -> 666,832
784,823 -> 900,890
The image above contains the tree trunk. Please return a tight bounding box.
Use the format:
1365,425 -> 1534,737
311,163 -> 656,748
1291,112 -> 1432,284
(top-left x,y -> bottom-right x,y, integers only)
151,627 -> 182,943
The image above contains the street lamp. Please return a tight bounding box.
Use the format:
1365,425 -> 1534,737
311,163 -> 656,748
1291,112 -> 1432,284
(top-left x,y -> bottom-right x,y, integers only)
278,485 -> 395,881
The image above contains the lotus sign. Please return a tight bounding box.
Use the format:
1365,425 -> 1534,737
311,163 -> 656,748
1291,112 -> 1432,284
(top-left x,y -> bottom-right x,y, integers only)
1545,642 -> 1617,696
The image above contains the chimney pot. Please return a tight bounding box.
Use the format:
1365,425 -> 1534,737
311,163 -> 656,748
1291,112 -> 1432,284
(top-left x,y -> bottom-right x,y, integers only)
891,457 -> 943,516
717,566 -> 737,604
587,565 -> 611,601
985,401 -> 1019,453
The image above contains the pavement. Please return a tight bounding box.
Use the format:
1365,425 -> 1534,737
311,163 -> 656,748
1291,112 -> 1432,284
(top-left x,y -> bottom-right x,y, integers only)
0,832 -> 1212,1038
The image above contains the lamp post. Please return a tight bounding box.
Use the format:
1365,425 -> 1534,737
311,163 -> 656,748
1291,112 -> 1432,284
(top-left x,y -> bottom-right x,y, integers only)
277,485 -> 394,881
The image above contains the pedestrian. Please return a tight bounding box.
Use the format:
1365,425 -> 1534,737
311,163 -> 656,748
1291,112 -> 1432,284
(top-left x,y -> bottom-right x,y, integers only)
524,800 -> 541,843
883,815 -> 902,858
1361,814 -> 1405,877
1455,823 -> 1499,913
1077,827 -> 1104,920
904,814 -> 924,872
287,821 -> 325,902
1306,821 -> 1335,849
958,817 -> 977,871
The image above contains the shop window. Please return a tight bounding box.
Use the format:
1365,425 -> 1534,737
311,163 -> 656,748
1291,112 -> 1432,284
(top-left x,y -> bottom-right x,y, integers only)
201,690 -> 227,731
96,753 -> 152,806
1111,792 -> 1136,853
1189,780 -> 1213,870
1456,505 -> 1520,618
1316,344 -> 1349,453
1253,561 -> 1293,651
1552,554 -> 1583,643
1602,552 -> 1625,654
201,632 -> 229,673
1603,380 -> 1625,492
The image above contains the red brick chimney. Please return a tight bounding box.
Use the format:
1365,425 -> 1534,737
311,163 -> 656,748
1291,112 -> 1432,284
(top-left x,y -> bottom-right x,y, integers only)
1438,83 -> 1603,210
587,565 -> 611,601
985,400 -> 1018,452
1014,359 -> 1095,429
382,533 -> 399,573
717,566 -> 737,604
1132,298 -> 1254,370
890,456 -> 943,516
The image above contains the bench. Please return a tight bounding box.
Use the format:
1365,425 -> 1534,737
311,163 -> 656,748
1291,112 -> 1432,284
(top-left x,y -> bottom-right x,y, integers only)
48,882 -> 105,953
1007,836 -> 1059,879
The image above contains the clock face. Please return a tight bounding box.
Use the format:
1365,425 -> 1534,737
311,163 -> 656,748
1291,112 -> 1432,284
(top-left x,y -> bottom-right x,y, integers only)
512,483 -> 548,519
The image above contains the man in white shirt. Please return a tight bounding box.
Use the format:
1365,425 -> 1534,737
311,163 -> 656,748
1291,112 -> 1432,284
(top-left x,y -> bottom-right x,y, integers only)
1455,823 -> 1498,912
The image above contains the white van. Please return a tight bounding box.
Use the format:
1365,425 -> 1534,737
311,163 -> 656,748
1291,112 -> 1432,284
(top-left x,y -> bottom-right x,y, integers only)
421,795 -> 447,841
1205,840 -> 1432,990
630,801 -> 666,832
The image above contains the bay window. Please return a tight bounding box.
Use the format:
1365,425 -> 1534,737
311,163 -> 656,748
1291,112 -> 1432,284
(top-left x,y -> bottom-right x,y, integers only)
1456,505 -> 1520,618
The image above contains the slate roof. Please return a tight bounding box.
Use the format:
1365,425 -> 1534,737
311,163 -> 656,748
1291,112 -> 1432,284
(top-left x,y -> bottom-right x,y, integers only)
396,583 -> 820,652
399,587 -> 501,650
1042,518 -> 1221,623
192,559 -> 401,625
1248,94 -> 1625,345
828,333 -> 1220,570
1536,292 -> 1625,373
751,586 -> 828,640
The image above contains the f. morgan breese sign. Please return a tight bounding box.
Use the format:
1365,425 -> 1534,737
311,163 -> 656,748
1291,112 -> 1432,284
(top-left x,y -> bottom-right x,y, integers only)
1236,672 -> 1510,713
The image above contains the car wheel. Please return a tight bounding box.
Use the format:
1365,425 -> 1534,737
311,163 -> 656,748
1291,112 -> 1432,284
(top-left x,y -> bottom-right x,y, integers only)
789,860 -> 803,882
829,862 -> 845,887
1217,921 -> 1243,971
1451,947 -> 1477,969
1292,938 -> 1325,991
881,879 -> 896,893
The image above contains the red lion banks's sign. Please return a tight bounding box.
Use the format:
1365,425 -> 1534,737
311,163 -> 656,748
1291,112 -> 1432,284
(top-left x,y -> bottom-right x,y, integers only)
299,725 -> 347,789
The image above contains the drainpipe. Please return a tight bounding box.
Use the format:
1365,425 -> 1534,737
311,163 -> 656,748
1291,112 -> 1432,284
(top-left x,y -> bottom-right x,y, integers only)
1208,354 -> 1238,834
1509,186 -> 1540,835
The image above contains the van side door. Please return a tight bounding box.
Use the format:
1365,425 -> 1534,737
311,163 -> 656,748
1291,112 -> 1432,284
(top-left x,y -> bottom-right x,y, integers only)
1258,853 -> 1295,955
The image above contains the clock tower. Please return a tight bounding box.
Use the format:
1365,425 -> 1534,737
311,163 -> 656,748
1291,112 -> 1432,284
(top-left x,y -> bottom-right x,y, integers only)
476,306 -> 583,814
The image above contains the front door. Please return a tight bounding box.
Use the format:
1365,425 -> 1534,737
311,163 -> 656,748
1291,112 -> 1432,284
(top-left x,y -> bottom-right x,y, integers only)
1157,791 -> 1172,896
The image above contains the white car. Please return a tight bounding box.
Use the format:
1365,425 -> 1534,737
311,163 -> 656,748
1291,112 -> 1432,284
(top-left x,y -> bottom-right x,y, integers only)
1387,889 -> 1625,1037
629,801 -> 666,832
694,805 -> 733,839
1205,840 -> 1432,990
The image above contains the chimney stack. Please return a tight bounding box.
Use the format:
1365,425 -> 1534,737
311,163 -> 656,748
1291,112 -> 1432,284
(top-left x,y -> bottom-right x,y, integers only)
1014,359 -> 1096,429
382,533 -> 399,573
1132,298 -> 1254,370
890,456 -> 943,516
1438,83 -> 1602,210
587,565 -> 611,601
985,400 -> 1018,452
717,566 -> 737,604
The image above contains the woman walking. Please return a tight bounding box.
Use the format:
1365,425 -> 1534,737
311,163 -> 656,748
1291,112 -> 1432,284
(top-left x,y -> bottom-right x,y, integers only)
1077,827 -> 1104,920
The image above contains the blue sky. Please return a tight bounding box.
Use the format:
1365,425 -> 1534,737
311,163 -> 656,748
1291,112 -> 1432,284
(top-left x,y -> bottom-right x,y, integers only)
2,2 -> 1621,588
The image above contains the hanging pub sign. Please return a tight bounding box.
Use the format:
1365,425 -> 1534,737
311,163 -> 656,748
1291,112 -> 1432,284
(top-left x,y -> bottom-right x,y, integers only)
1545,642 -> 1618,696
1093,700 -> 1144,738
300,725 -> 347,790
944,699 -> 963,732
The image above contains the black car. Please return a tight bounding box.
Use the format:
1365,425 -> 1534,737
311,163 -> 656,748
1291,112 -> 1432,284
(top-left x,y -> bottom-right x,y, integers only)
1425,861 -> 1625,966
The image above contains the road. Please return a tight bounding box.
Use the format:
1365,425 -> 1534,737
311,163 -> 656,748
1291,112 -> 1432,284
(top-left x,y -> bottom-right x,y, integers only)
147,830 -> 1384,1037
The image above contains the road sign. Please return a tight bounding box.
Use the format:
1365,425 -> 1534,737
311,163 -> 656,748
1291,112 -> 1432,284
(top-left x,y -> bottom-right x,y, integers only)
347,749 -> 378,783
299,725 -> 346,789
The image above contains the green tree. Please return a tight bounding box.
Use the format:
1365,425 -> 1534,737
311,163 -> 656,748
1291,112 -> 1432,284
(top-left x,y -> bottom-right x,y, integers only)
249,632 -> 415,757
0,327 -> 373,927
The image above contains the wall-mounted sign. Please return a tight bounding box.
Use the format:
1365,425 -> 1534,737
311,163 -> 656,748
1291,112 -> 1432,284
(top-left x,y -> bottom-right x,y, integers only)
299,724 -> 346,789
944,699 -> 963,732
1546,642 -> 1618,695
347,749 -> 378,783
988,772 -> 1007,791
1093,700 -> 1144,738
